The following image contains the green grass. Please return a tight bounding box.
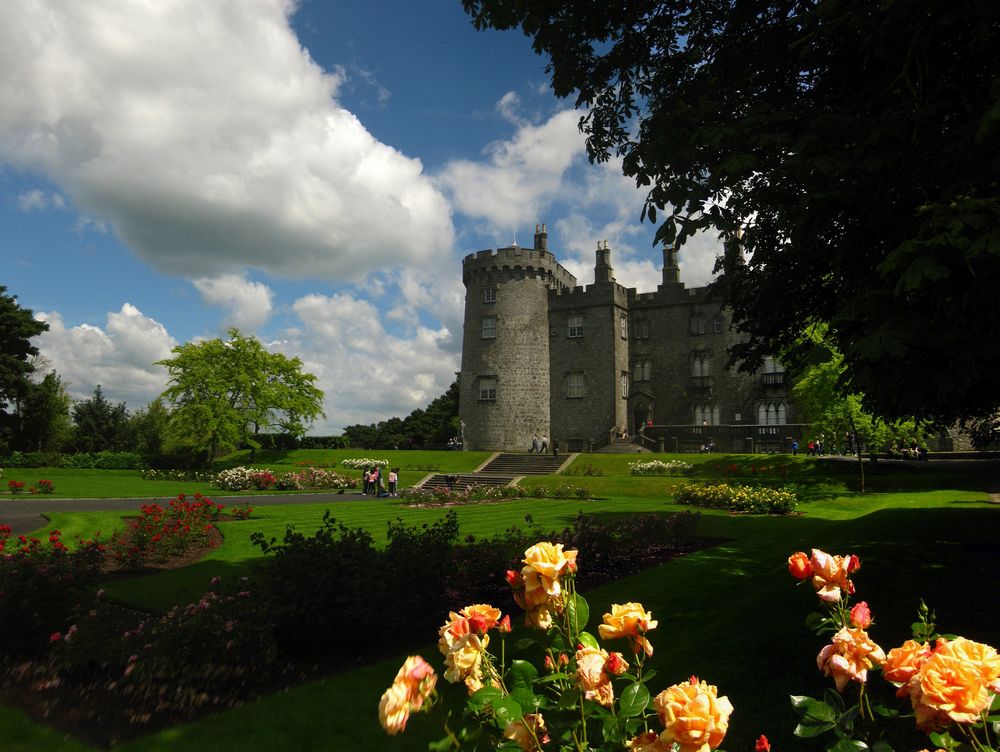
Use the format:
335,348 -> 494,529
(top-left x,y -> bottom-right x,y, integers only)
2,453 -> 997,750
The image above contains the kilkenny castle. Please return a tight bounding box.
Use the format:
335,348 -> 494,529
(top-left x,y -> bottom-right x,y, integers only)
459,225 -> 803,453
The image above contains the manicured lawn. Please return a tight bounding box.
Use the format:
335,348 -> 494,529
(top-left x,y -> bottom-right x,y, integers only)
2,454 -> 997,750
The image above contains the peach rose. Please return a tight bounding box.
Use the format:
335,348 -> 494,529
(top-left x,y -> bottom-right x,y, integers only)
626,731 -> 672,751
524,604 -> 554,630
503,713 -> 548,751
808,549 -> 854,602
816,627 -> 885,692
883,639 -> 933,689
911,650 -> 993,730
438,611 -> 471,655
378,680 -> 410,735
462,603 -> 502,634
443,632 -> 488,685
522,542 -> 578,599
576,646 -> 615,707
606,651 -> 630,676
654,677 -> 734,752
599,602 -> 658,657
393,655 -> 437,711
787,551 -> 812,580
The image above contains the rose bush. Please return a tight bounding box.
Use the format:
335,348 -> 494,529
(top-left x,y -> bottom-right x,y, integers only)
787,548 -> 999,751
378,541 -> 733,751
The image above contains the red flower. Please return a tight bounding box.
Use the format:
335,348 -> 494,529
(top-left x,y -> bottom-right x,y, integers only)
756,734 -> 771,752
850,601 -> 872,629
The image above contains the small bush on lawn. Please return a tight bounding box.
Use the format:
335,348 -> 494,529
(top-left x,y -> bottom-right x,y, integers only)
340,457 -> 389,470
674,482 -> 798,514
141,468 -> 215,482
61,451 -> 148,470
0,526 -> 105,658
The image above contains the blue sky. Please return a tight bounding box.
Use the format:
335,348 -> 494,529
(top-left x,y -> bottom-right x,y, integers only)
1,0 -> 721,433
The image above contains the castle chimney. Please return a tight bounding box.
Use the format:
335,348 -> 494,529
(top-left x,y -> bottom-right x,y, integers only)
662,242 -> 680,285
533,223 -> 548,251
594,239 -> 615,283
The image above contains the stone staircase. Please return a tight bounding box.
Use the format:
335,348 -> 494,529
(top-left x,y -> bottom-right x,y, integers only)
597,437 -> 651,454
420,472 -> 515,492
477,452 -> 568,475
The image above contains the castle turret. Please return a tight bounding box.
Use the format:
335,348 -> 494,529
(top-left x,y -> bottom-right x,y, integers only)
534,223 -> 547,251
459,237 -> 577,451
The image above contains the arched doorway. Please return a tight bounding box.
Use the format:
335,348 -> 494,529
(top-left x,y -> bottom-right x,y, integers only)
634,403 -> 650,432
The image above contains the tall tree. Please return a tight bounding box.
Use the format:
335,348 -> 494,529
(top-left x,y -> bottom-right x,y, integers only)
17,371 -> 73,452
128,398 -> 172,458
72,385 -> 131,453
157,329 -> 325,462
0,286 -> 49,451
462,0 -> 1000,425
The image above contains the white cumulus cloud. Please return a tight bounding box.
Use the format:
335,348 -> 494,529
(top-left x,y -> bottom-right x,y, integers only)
192,273 -> 274,332
0,0 -> 454,282
35,304 -> 177,407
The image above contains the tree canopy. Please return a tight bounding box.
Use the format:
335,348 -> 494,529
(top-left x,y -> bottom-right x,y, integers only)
462,0 -> 1000,425
341,378 -> 460,449
157,330 -> 325,461
0,286 -> 49,450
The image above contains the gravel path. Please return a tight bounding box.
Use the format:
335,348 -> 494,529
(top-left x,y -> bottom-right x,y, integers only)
0,491 -> 370,535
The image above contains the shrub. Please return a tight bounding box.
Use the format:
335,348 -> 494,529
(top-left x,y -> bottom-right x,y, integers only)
109,493 -> 224,568
340,457 -> 389,470
8,480 -> 25,494
229,503 -> 253,520
61,452 -> 147,470
250,471 -> 276,490
141,468 -> 215,482
35,479 -> 54,494
214,466 -> 269,491
0,526 -> 104,658
674,482 -> 797,514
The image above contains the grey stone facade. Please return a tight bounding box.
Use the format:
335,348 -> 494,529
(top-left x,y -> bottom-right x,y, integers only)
459,227 -> 803,453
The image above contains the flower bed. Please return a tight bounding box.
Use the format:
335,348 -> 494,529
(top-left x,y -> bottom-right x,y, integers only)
213,466 -> 357,491
340,457 -> 389,470
109,493 -> 224,568
674,482 -> 798,514
628,459 -> 694,476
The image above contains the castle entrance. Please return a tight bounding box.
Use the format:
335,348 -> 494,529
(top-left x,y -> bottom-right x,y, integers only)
633,403 -> 650,433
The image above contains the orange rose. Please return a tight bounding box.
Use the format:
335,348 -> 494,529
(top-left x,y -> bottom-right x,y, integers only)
883,639 -> 933,690
934,637 -> 1000,693
787,551 -> 812,580
911,650 -> 992,730
816,627 -> 885,692
503,713 -> 548,751
438,611 -> 471,655
576,646 -> 615,707
606,651 -> 630,676
654,677 -> 733,752
522,542 -> 578,597
599,602 -> 658,657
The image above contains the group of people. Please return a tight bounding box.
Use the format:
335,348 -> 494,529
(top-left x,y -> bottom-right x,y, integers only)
529,433 -> 559,457
362,466 -> 399,497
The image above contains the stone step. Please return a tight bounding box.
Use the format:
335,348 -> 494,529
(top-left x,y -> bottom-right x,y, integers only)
421,473 -> 515,491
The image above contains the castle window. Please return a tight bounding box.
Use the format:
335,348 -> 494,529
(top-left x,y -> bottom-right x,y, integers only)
568,314 -> 584,338
712,315 -> 723,334
694,404 -> 720,425
762,356 -> 784,373
620,313 -> 628,339
483,287 -> 497,303
565,371 -> 585,398
689,314 -> 706,335
633,359 -> 651,381
757,401 -> 787,425
691,351 -> 711,377
633,317 -> 650,339
621,372 -> 629,398
478,376 -> 497,401
481,316 -> 496,339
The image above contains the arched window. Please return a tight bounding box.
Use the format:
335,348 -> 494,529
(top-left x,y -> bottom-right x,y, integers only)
694,404 -> 719,425
691,351 -> 711,377
689,314 -> 706,335
757,401 -> 787,425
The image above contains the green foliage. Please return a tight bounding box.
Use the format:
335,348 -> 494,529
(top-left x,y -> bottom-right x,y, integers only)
71,385 -> 131,453
157,329 -> 324,462
0,286 -> 49,453
341,377 -> 459,448
462,0 -> 1000,426
15,371 -> 73,452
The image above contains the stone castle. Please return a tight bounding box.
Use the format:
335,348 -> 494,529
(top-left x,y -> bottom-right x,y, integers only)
458,225 -> 805,453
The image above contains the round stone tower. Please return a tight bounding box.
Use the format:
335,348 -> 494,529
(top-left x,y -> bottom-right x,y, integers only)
459,225 -> 577,451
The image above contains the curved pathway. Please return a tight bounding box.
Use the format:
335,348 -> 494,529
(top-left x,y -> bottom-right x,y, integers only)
0,491 -> 370,535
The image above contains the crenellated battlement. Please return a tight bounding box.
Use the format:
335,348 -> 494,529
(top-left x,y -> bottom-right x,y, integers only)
462,245 -> 578,289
